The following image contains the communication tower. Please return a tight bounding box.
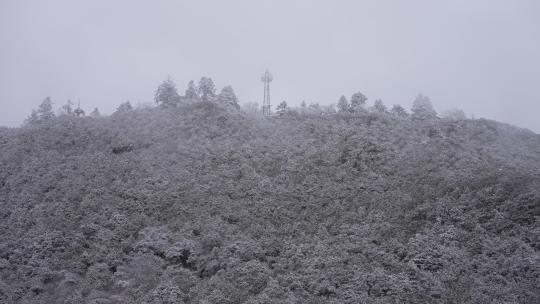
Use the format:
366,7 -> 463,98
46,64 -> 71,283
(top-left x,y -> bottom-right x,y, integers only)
261,69 -> 273,116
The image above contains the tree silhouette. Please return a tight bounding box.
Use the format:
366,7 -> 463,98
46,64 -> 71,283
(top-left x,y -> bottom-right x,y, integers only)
276,100 -> 289,116
198,77 -> 216,102
337,95 -> 350,113
115,101 -> 133,113
411,94 -> 437,120
60,99 -> 75,116
37,97 -> 55,120
217,86 -> 239,108
350,92 -> 367,112
90,107 -> 101,117
390,104 -> 408,117
184,80 -> 199,101
373,99 -> 387,113
155,78 -> 180,107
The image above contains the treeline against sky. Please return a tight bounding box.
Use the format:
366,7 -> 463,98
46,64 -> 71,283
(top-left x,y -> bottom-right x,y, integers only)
24,76 -> 469,126
1,80 -> 539,303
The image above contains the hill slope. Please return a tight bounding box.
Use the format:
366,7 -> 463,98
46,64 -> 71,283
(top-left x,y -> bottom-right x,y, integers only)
1,102 -> 539,303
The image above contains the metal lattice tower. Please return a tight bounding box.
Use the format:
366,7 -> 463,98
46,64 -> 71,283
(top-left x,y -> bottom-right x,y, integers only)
261,69 -> 273,116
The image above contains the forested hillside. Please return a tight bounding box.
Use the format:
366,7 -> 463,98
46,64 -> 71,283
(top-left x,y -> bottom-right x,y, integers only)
1,100 -> 539,303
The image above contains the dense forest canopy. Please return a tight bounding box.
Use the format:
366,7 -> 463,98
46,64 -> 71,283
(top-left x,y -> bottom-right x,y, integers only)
1,78 -> 539,303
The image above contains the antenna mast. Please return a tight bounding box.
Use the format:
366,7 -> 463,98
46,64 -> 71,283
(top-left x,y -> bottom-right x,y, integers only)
261,69 -> 273,116
74,99 -> 85,117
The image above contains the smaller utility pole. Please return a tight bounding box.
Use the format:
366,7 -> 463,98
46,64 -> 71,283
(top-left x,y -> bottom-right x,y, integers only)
74,99 -> 85,117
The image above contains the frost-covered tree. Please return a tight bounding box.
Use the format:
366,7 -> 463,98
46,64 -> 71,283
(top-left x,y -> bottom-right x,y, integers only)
90,107 -> 101,117
322,104 -> 336,114
350,92 -> 367,112
373,99 -> 387,113
37,97 -> 55,121
411,94 -> 437,120
390,104 -> 408,117
198,77 -> 216,102
25,97 -> 55,125
184,80 -> 199,100
337,96 -> 350,113
60,99 -> 74,116
115,101 -> 133,113
241,102 -> 259,115
276,101 -> 288,116
155,78 -> 180,107
217,86 -> 239,108
24,110 -> 39,125
441,108 -> 466,121
299,100 -> 308,114
308,102 -> 322,114
4,95 -> 540,303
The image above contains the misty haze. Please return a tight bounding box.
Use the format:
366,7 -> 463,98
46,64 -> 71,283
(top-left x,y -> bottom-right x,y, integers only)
1,1 -> 539,303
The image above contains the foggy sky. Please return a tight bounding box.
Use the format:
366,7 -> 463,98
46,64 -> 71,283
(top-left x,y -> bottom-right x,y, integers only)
1,0 -> 539,132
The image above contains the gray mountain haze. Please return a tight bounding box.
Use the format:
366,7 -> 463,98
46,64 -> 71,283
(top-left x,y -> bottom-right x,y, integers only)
1,0 -> 539,132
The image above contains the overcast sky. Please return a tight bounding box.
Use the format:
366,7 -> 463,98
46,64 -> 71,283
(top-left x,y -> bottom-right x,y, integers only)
1,0 -> 539,132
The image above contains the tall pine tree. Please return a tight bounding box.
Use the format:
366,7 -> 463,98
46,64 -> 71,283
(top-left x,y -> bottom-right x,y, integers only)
37,97 -> 55,120
184,80 -> 199,101
198,77 -> 216,102
350,92 -> 367,112
217,86 -> 239,108
411,94 -> 437,120
337,96 -> 350,113
155,78 -> 180,107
